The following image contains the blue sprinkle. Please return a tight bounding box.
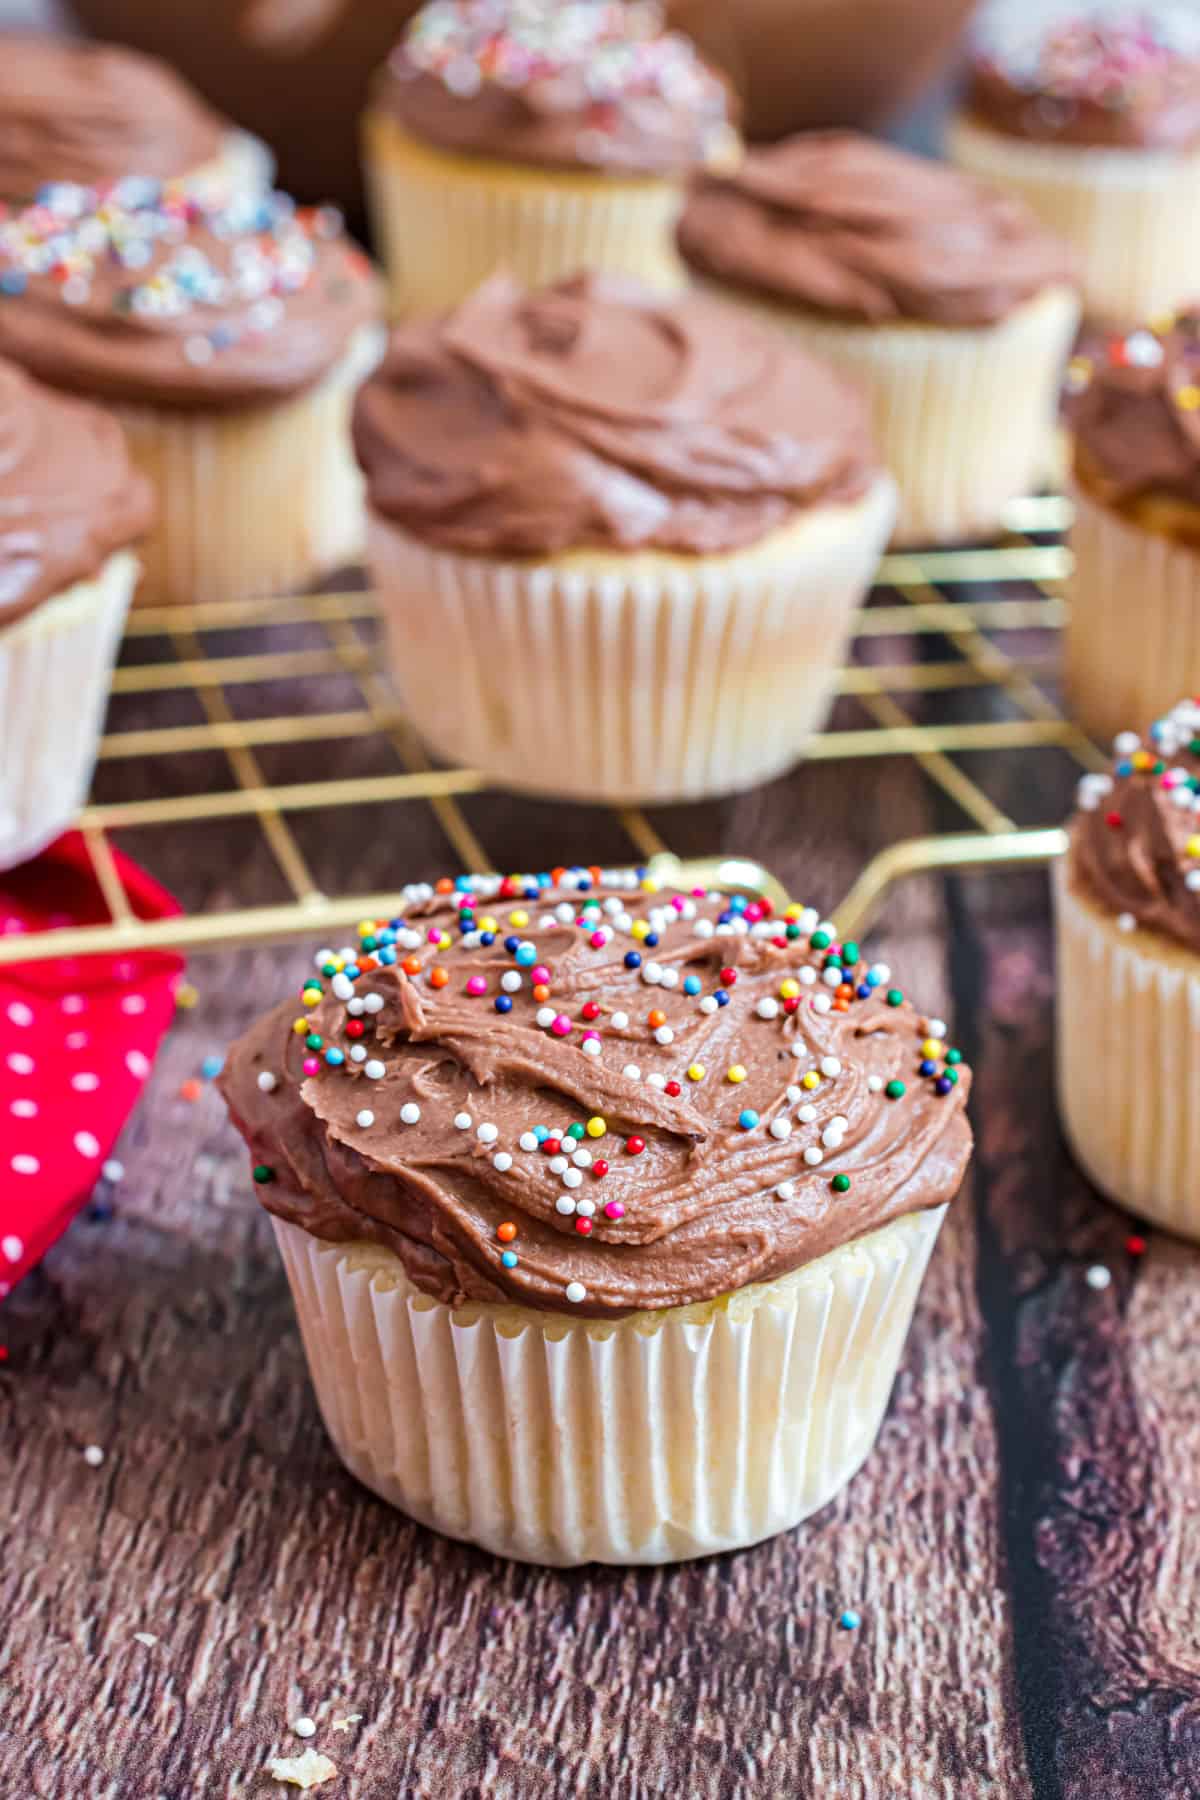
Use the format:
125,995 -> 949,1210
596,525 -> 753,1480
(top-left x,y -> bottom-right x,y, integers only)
201,1055 -> 224,1080
324,1048 -> 345,1067
501,1250 -> 518,1269
624,951 -> 642,970
865,971 -> 881,988
534,1125 -> 550,1143
729,894 -> 748,913
715,990 -> 730,1007
494,995 -> 513,1013
87,1200 -> 115,1222
342,965 -> 360,981
480,932 -> 495,947
717,911 -> 734,926
455,875 -> 473,889
644,932 -> 659,948
524,883 -> 541,899
684,976 -> 702,996
1116,760 -> 1133,777
0,271 -> 27,296
515,943 -> 537,967
635,866 -> 648,879
839,1610 -> 861,1631
919,1059 -> 936,1077
378,946 -> 396,965
856,984 -> 872,1000
738,1109 -> 759,1130
504,935 -> 520,954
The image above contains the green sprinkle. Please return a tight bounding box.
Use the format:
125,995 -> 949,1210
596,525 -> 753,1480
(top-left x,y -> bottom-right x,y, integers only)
885,1079 -> 906,1099
1190,738 -> 1200,755
886,989 -> 904,1007
305,1032 -> 323,1051
785,923 -> 802,940
944,1068 -> 959,1085
252,1164 -> 275,1185
841,941 -> 860,966
321,961 -> 338,977
566,1122 -> 586,1140
811,929 -> 831,951
359,935 -> 377,952
831,1173 -> 851,1194
946,1048 -> 963,1065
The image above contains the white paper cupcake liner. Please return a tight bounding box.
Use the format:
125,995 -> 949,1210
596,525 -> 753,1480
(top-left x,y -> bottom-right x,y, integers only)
1055,862 -> 1200,1238
696,280 -> 1080,548
948,114 -> 1200,328
116,322 -> 385,607
367,474 -> 896,803
1065,482 -> 1200,748
0,549 -> 138,871
362,110 -> 687,318
272,1203 -> 946,1565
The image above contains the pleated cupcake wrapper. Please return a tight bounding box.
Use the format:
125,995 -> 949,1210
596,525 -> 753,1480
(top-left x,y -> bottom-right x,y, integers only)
695,279 -> 1079,548
0,550 -> 138,871
1065,483 -> 1200,749
362,110 -> 687,318
117,323 -> 385,607
272,1204 -> 945,1566
948,114 -> 1200,328
1055,864 -> 1200,1239
368,476 -> 896,804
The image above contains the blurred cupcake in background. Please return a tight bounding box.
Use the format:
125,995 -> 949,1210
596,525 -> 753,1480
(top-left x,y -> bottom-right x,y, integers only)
353,270 -> 896,803
1064,313 -> 1200,744
362,0 -> 737,317
0,356 -> 153,869
677,132 -> 1080,547
0,35 -> 273,206
1056,698 -> 1200,1238
0,184 -> 383,607
948,3 -> 1200,327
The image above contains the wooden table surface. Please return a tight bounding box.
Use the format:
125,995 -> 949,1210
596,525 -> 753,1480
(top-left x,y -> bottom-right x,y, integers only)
4,591 -> 1198,1800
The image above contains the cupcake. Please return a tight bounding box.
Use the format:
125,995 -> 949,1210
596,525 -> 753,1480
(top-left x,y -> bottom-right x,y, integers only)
948,4 -> 1200,328
353,271 -> 896,803
1063,314 -> 1200,744
0,35 -> 273,207
676,132 -> 1081,549
0,184 -> 384,608
0,357 -> 153,869
1056,700 -> 1200,1237
362,0 -> 737,318
219,866 -> 972,1564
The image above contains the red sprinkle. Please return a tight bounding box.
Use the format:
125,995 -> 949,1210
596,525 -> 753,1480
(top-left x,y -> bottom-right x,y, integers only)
625,1136 -> 646,1156
345,1019 -> 365,1038
664,1080 -> 681,1097
1105,811 -> 1123,829
542,1137 -> 561,1156
1126,1234 -> 1147,1256
592,1159 -> 609,1178
782,997 -> 800,1015
720,967 -> 738,986
581,1001 -> 601,1021
575,1218 -> 593,1235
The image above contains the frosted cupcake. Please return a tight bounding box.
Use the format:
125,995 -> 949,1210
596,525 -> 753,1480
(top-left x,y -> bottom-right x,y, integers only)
0,185 -> 383,607
677,132 -> 1080,548
362,0 -> 736,317
1064,314 -> 1200,744
219,867 -> 973,1564
1057,700 -> 1200,1236
948,4 -> 1200,328
0,35 -> 272,206
353,271 -> 896,802
0,357 -> 153,869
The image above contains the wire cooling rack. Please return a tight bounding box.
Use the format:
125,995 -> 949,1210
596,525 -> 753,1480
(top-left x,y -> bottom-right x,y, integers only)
1,493 -> 1096,967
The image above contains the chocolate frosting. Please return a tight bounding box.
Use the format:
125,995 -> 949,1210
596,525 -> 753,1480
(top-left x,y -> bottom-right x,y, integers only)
0,35 -> 228,199
0,355 -> 154,628
0,189 -> 381,413
376,0 -> 734,177
1068,313 -> 1200,514
676,131 -> 1078,327
353,272 -> 879,555
219,871 -> 972,1318
966,8 -> 1200,150
1070,699 -> 1200,953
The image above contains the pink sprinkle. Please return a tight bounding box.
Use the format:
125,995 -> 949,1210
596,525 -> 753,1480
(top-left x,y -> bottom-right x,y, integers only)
427,927 -> 441,943
302,1057 -> 320,1075
582,1029 -> 599,1042
466,976 -> 487,996
551,1014 -> 572,1037
691,887 -> 706,898
745,903 -> 763,922
532,965 -> 551,985
671,896 -> 686,911
604,1201 -> 626,1220
589,931 -> 606,948
1162,769 -> 1185,788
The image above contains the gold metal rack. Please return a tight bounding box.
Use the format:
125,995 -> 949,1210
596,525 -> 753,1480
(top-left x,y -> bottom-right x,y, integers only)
1,493 -> 1096,966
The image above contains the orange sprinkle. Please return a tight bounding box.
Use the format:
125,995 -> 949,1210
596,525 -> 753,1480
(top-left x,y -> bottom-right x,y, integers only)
647,1008 -> 667,1029
402,956 -> 422,977
497,1221 -> 517,1243
435,877 -> 454,893
533,983 -> 550,1002
832,999 -> 850,1013
836,983 -> 854,1000
429,966 -> 449,989
359,955 -> 378,971
551,866 -> 567,885
179,1078 -> 202,1102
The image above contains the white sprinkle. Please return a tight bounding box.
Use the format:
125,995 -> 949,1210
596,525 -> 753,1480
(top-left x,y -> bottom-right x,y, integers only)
365,1060 -> 386,1080
798,966 -> 817,987
314,949 -> 333,969
642,963 -> 663,985
555,903 -> 575,923
576,1197 -> 596,1218
83,1445 -> 105,1467
822,1127 -> 844,1150
831,1114 -> 849,1131
797,1103 -> 817,1124
549,1155 -> 569,1174
400,1103 -> 420,1125
563,1168 -> 583,1190
492,1152 -> 513,1172
572,1148 -> 592,1168
1086,1264 -> 1112,1290
355,1110 -> 375,1129
699,996 -> 719,1015
757,998 -> 779,1020
658,967 -> 680,989
647,1072 -> 667,1089
654,1026 -> 675,1046
501,971 -> 522,993
622,1063 -> 642,1082
693,919 -> 714,939
812,994 -> 833,1015
804,1147 -> 824,1166
293,1719 -> 317,1740
799,908 -> 819,932
101,1160 -> 124,1182
867,1075 -> 884,1093
610,1011 -> 629,1030
520,1132 -> 539,1152
822,967 -> 843,988
786,1085 -> 803,1104
536,1007 -> 556,1029
565,1281 -> 587,1304
1113,731 -> 1140,754
582,1038 -> 602,1056
349,1045 -> 367,1064
1117,913 -> 1137,933
820,1057 -> 842,1078
867,963 -> 890,986
257,1071 -> 278,1093
331,973 -> 354,1001
556,1195 -> 577,1215
477,1122 -> 498,1144
926,1018 -> 948,1040
346,997 -> 365,1016
1188,871 -> 1200,891
769,1117 -> 792,1140
776,1181 -> 796,1201
454,1112 -> 472,1130
363,993 -> 385,1015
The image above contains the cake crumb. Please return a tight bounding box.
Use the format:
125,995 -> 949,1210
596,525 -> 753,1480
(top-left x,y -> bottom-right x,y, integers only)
330,1715 -> 362,1734
133,1633 -> 158,1648
266,1749 -> 338,1789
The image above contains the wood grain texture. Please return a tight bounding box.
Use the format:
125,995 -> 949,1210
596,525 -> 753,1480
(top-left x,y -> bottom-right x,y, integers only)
3,601 -> 1196,1797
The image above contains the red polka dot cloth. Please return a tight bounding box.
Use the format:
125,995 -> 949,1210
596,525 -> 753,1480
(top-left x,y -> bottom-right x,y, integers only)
0,834 -> 182,1297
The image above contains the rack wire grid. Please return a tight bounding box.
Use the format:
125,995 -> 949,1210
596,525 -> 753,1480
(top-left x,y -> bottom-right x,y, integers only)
1,491 -> 1094,968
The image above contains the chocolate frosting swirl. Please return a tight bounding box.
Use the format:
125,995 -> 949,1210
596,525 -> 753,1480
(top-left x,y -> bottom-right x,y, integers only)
1070,699 -> 1200,953
1068,313 -> 1200,516
353,272 -> 879,556
219,872 -> 972,1318
0,355 -> 154,628
676,131 -> 1078,327
0,35 -> 228,199
376,0 -> 734,176
0,189 -> 381,413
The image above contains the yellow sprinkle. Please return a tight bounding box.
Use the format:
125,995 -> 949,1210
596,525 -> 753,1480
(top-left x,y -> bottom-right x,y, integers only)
640,877 -> 660,893
1132,750 -> 1153,770
726,1064 -> 747,1084
586,1116 -> 607,1139
175,983 -> 199,1011
357,919 -> 376,938
1188,836 -> 1200,859
687,1063 -> 706,1082
301,987 -> 322,1007
631,920 -> 650,940
784,903 -> 804,920
509,910 -> 529,928
1150,312 -> 1176,335
801,1071 -> 820,1090
778,978 -> 800,1000
292,1017 -> 310,1036
922,1037 -> 944,1060
479,915 -> 497,933
1176,385 -> 1200,412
